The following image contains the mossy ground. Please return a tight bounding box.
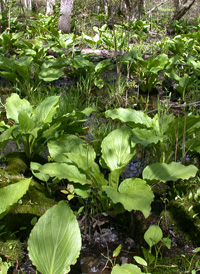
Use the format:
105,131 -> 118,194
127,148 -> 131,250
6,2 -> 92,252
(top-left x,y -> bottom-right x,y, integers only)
0,238 -> 23,264
4,152 -> 29,175
149,253 -> 200,273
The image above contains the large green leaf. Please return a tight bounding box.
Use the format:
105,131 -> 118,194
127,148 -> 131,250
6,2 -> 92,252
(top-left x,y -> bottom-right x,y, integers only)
0,178 -> 31,220
39,162 -> 88,185
15,56 -> 33,67
48,134 -> 96,163
15,56 -> 33,80
28,201 -> 82,274
101,126 -> 136,172
18,111 -> 35,134
30,162 -> 50,182
66,153 -> 108,188
0,125 -> 17,143
41,57 -> 68,69
0,71 -> 17,82
144,225 -> 163,248
186,138 -> 200,153
103,178 -> 154,218
152,113 -> 175,136
0,56 -> 15,71
33,96 -> 59,125
131,128 -> 163,146
111,263 -> 144,274
143,162 -> 198,182
108,169 -> 122,189
5,93 -> 32,123
39,68 -> 64,82
105,108 -> 152,128
94,59 -> 111,75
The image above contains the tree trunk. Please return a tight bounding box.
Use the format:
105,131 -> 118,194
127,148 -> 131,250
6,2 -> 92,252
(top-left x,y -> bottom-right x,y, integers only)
24,0 -> 32,10
124,0 -> 144,21
104,0 -> 109,16
58,0 -> 74,33
131,0 -> 144,20
46,0 -> 55,15
173,0 -> 196,20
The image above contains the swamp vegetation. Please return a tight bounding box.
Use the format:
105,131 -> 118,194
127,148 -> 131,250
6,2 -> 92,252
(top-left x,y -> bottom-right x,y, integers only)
1,0 -> 200,273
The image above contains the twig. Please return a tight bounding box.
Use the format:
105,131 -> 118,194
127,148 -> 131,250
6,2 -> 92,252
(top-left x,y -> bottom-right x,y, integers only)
146,0 -> 169,14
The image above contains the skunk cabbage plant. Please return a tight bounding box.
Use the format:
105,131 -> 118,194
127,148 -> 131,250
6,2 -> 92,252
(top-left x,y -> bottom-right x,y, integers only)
28,201 -> 81,274
31,127 -> 154,218
0,93 -> 93,160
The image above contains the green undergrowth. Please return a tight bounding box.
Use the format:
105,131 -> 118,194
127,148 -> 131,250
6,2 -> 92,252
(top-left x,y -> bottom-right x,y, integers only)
149,253 -> 200,274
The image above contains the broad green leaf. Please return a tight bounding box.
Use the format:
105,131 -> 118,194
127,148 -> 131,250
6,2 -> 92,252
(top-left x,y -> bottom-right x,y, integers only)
12,31 -> 24,40
41,57 -> 68,69
111,263 -> 144,274
15,56 -> 33,79
18,111 -> 35,134
33,96 -> 59,124
156,53 -> 169,68
24,48 -> 37,56
39,68 -> 64,82
0,125 -> 17,143
0,120 -> 7,131
152,113 -> 175,136
48,135 -> 84,162
95,59 -> 111,74
0,71 -> 17,82
103,178 -> 154,218
5,93 -> 32,123
143,162 -> 198,182
82,33 -> 96,45
161,237 -> 171,249
0,178 -> 31,219
73,184 -> 90,198
131,128 -> 163,146
165,71 -> 180,82
51,47 -> 66,55
123,49 -> 143,61
57,33 -> 75,48
0,56 -> 15,71
144,225 -> 163,248
133,256 -> 147,267
142,246 -> 155,265
48,134 -> 96,163
94,78 -> 104,89
108,169 -> 121,189
69,55 -> 94,71
194,247 -> 200,253
66,153 -> 108,188
186,138 -> 200,153
28,201 -> 82,274
39,162 -> 88,185
179,73 -> 189,88
105,108 -> 152,128
101,126 -> 136,172
30,162 -> 50,182
146,54 -> 168,72
81,107 -> 95,116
